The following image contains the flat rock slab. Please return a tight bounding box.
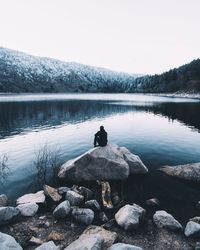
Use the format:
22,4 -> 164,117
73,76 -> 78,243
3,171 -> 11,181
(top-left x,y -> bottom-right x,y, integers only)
35,241 -> 59,250
83,225 -> 117,249
17,202 -> 39,217
115,204 -> 145,230
153,210 -> 183,231
43,185 -> 62,203
64,233 -> 104,250
58,144 -> 148,181
0,232 -> 22,250
108,243 -> 143,250
159,162 -> 200,182
16,191 -> 45,205
0,206 -> 20,226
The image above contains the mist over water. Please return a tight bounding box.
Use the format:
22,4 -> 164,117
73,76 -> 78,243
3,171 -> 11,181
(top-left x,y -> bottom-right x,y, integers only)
0,93 -> 200,222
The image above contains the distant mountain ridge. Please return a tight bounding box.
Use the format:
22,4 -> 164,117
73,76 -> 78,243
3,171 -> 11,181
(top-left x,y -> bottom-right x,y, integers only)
0,47 -> 139,93
0,47 -> 199,93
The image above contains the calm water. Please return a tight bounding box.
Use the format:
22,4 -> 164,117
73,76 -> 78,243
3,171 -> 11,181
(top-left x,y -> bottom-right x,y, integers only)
0,93 -> 200,222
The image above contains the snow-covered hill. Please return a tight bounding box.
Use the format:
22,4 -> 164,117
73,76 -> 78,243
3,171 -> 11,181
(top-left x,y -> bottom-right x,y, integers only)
0,47 -> 140,93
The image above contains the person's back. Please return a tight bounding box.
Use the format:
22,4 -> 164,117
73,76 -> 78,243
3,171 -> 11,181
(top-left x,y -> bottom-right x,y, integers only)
94,126 -> 107,147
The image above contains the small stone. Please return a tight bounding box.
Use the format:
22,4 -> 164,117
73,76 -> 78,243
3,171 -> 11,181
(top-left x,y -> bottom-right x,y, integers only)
0,232 -> 22,250
197,201 -> 200,209
48,231 -> 64,241
17,202 -> 39,217
0,194 -> 8,207
85,200 -> 101,211
78,186 -> 94,200
112,192 -> 121,206
195,242 -> 200,250
43,185 -> 62,203
39,215 -> 47,220
35,241 -> 59,250
29,236 -> 43,245
153,210 -> 183,231
103,219 -> 117,230
72,208 -> 94,225
66,190 -> 84,206
115,204 -> 145,230
53,200 -> 71,219
145,198 -> 160,207
83,225 -> 117,249
0,206 -> 20,226
99,212 -> 109,223
108,243 -> 143,250
57,186 -> 71,195
185,221 -> 200,237
17,191 -> 45,205
189,216 -> 200,224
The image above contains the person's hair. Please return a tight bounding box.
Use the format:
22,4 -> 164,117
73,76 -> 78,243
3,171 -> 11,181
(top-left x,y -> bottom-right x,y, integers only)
100,126 -> 104,130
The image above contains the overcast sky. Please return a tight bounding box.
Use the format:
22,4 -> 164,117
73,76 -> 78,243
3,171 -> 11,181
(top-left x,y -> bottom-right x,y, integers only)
0,0 -> 200,74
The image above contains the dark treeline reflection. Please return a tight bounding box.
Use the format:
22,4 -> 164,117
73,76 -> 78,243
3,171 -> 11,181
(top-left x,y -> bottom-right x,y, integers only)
0,100 -> 136,138
0,99 -> 200,139
141,102 -> 200,132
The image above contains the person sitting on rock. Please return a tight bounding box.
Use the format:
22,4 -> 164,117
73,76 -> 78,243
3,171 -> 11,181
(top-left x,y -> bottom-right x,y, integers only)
94,126 -> 108,147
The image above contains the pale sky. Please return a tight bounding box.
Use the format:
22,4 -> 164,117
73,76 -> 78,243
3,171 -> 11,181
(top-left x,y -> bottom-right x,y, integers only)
0,0 -> 200,74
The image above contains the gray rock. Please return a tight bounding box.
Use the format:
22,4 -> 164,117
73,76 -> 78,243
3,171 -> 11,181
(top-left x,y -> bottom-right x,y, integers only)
53,200 -> 71,219
72,207 -> 94,225
196,242 -> 200,250
119,147 -> 148,174
57,186 -> 71,195
17,202 -> 39,216
83,225 -> 117,249
153,210 -> 183,231
58,144 -> 148,181
197,201 -> 200,209
16,190 -> 45,205
145,198 -> 160,207
108,243 -> 143,250
0,194 -> 8,207
159,162 -> 200,182
66,190 -> 84,206
99,212 -> 109,223
78,186 -> 94,200
85,200 -> 101,211
35,241 -> 59,250
43,185 -> 62,203
0,232 -> 22,250
29,236 -> 43,245
0,206 -> 20,226
115,204 -> 145,230
64,233 -> 103,250
185,221 -> 200,237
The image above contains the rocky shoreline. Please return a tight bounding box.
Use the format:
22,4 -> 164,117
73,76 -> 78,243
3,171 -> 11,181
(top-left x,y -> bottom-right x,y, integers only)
1,145 -> 200,249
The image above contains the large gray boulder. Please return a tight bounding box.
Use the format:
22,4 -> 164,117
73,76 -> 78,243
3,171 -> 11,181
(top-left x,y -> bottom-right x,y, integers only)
58,144 -> 148,181
64,233 -> 104,250
153,210 -> 183,231
115,204 -> 145,230
16,190 -> 45,205
53,200 -> 71,219
0,206 -> 20,226
108,243 -> 143,250
0,232 -> 22,250
159,162 -> 200,182
185,221 -> 200,237
17,202 -> 39,217
71,207 -> 94,225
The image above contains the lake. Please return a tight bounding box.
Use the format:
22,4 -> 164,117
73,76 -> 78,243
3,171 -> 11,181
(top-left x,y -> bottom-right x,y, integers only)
0,93 -> 200,222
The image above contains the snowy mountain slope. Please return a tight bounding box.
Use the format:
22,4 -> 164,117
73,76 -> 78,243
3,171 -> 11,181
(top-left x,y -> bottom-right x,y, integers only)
0,47 -> 140,93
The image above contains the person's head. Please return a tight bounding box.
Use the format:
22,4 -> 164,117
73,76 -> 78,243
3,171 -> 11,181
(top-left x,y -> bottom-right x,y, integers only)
100,125 -> 104,131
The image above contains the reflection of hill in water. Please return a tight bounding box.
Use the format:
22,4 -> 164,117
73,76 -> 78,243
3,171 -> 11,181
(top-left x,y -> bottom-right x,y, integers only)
141,102 -> 200,133
0,100 -> 200,139
0,100 -> 136,138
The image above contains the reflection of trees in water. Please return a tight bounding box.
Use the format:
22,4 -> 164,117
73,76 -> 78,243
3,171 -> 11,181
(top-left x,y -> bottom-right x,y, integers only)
139,102 -> 200,132
0,100 -> 135,138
